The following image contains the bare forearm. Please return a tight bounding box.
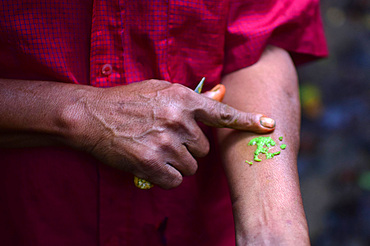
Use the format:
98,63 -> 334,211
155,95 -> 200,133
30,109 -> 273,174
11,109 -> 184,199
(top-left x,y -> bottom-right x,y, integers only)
0,79 -> 93,148
218,46 -> 309,245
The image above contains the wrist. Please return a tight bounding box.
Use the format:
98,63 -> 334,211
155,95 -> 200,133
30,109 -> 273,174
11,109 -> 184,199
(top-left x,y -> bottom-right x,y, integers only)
57,86 -> 100,150
233,201 -> 310,246
236,221 -> 310,246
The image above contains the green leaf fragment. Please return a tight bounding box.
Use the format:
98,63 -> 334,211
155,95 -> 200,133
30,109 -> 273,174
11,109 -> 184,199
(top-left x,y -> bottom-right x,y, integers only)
266,151 -> 281,159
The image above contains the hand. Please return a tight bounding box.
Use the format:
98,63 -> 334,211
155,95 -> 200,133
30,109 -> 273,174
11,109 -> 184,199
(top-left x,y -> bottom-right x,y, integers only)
67,79 -> 275,189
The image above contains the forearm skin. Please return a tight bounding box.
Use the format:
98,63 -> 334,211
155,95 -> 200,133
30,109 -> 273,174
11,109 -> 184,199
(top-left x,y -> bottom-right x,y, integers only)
0,79 -> 94,148
218,46 -> 310,245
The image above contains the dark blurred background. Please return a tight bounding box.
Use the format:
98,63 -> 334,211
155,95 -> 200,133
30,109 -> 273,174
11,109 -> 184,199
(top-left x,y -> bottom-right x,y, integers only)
296,0 -> 370,245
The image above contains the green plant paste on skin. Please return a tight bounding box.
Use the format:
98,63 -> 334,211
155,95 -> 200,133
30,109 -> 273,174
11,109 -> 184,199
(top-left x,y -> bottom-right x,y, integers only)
246,136 -> 286,165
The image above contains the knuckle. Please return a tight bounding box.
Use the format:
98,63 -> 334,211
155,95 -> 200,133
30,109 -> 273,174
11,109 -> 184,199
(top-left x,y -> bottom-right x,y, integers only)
243,113 -> 255,126
140,152 -> 157,170
189,138 -> 210,157
164,173 -> 183,189
173,83 -> 188,95
199,141 -> 210,157
147,79 -> 159,84
172,84 -> 195,102
165,108 -> 183,124
185,159 -> 198,176
218,104 -> 238,126
184,132 -> 210,157
158,103 -> 184,125
158,134 -> 174,149
147,79 -> 170,86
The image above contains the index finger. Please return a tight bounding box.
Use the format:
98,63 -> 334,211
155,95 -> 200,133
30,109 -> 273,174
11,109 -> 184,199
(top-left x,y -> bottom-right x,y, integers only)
194,97 -> 275,133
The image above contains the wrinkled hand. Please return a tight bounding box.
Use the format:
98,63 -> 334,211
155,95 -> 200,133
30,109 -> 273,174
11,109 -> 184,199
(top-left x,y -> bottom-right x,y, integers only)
70,80 -> 274,189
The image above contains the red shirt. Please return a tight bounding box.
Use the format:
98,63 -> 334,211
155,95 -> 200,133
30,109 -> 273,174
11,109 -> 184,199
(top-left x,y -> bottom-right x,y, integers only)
0,1 -> 327,245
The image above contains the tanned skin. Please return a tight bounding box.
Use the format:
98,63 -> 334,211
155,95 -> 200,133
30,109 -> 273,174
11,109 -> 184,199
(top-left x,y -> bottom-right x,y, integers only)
218,46 -> 309,245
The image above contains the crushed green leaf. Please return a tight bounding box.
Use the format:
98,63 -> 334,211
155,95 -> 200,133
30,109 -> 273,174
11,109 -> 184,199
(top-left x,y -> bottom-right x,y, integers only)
248,136 -> 281,162
245,136 -> 287,165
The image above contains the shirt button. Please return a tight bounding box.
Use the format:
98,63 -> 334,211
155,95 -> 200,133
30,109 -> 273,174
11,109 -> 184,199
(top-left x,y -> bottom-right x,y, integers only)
101,64 -> 113,76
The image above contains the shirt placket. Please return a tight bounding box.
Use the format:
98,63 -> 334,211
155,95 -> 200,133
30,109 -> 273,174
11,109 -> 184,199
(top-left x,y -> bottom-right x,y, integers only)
90,1 -> 132,246
90,0 -> 125,87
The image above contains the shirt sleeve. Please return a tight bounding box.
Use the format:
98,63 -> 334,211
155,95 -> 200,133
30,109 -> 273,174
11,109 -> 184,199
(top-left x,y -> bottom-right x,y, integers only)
223,0 -> 328,75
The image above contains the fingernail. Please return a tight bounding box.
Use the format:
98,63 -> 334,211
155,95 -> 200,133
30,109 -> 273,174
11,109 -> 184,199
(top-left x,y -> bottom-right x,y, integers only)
260,116 -> 275,128
203,84 -> 225,102
210,84 -> 221,92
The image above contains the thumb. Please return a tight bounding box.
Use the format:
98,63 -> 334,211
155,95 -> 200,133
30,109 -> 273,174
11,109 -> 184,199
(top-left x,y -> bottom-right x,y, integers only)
202,84 -> 226,102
